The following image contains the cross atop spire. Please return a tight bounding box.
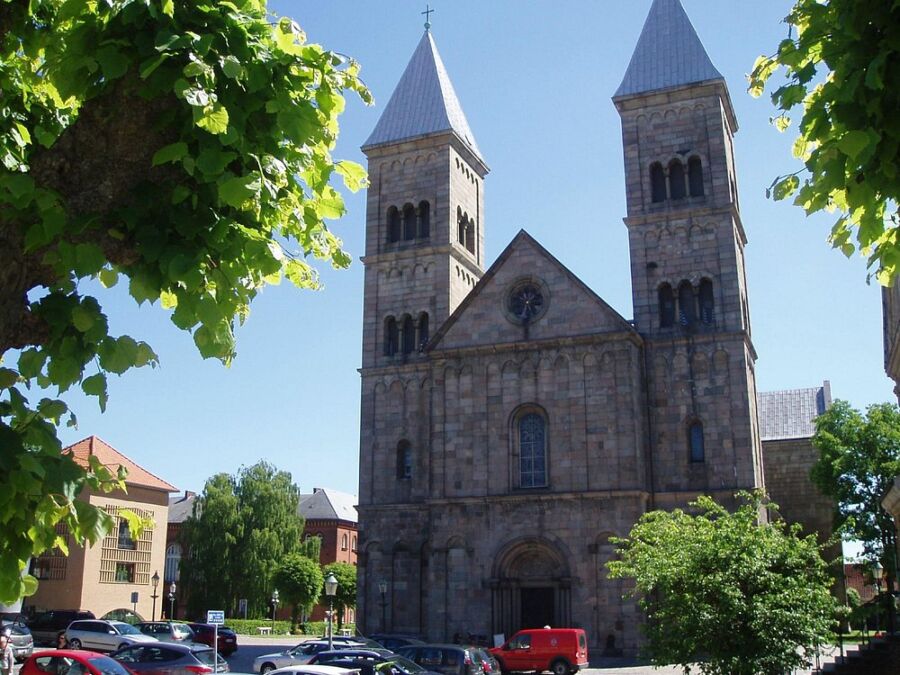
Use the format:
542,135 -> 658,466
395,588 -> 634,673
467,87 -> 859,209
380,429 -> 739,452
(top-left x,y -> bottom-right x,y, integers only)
614,0 -> 723,98
422,4 -> 434,31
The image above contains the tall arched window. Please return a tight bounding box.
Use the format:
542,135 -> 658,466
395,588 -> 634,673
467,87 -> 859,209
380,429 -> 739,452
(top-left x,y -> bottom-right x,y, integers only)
457,208 -> 466,247
341,534 -> 348,551
418,201 -> 430,238
384,317 -> 399,356
466,220 -> 476,254
519,412 -> 547,488
165,543 -> 181,582
689,421 -> 705,463
401,315 -> 415,354
396,440 -> 412,479
678,281 -> 696,327
387,207 -> 401,243
417,312 -> 430,349
699,278 -> 714,324
650,162 -> 666,203
658,283 -> 675,328
669,160 -> 686,200
688,156 -> 704,197
402,203 -> 416,240
351,536 -> 357,552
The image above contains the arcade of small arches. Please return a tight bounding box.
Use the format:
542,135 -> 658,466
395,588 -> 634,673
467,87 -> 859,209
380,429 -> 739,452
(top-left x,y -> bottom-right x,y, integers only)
384,312 -> 430,356
387,201 -> 431,243
457,206 -> 476,254
649,156 -> 704,203
658,278 -> 714,328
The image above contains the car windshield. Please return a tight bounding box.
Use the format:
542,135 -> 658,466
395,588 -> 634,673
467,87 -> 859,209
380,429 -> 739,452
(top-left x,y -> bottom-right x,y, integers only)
173,625 -> 194,639
88,656 -> 134,675
387,656 -> 427,674
113,623 -> 141,635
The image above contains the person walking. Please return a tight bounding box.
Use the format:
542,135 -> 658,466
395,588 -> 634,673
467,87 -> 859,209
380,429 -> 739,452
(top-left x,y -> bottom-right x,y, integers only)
0,633 -> 14,675
56,631 -> 69,649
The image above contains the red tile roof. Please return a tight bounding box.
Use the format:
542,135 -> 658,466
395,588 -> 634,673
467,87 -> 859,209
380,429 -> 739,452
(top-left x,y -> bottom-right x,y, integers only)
65,436 -> 177,493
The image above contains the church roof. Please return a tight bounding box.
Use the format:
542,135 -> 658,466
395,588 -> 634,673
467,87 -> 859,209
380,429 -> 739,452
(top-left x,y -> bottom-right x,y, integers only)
298,487 -> 358,524
615,0 -> 723,98
362,30 -> 483,162
168,491 -> 197,523
758,381 -> 832,441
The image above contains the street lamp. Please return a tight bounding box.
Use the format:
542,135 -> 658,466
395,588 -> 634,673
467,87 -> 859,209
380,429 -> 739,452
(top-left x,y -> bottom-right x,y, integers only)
150,571 -> 160,621
325,573 -> 338,651
271,589 -> 279,633
873,562 -> 884,635
378,580 -> 388,632
168,581 -> 177,620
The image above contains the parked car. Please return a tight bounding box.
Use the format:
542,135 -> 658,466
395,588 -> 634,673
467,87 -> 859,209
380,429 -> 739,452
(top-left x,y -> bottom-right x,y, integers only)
136,623 -> 195,644
65,620 -> 158,652
368,636 -> 424,652
21,649 -> 133,675
268,667 -> 361,675
309,649 -> 438,675
254,640 -> 367,674
112,642 -> 229,675
1,613 -> 34,661
321,637 -> 383,649
186,624 -> 238,656
396,645 -> 482,675
489,629 -> 588,675
27,610 -> 96,646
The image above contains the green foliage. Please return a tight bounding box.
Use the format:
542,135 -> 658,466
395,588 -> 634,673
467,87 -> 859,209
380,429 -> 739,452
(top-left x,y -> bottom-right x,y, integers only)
299,534 -> 322,563
0,0 -> 369,603
220,618 -> 292,635
810,400 -> 900,592
181,462 -> 305,618
607,492 -> 837,675
748,1 -> 900,284
323,561 -> 357,628
273,553 -> 323,633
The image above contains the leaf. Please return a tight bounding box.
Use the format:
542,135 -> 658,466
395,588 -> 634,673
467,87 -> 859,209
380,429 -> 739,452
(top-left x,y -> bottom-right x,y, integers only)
773,175 -> 800,201
0,368 -> 18,389
160,290 -> 178,309
74,244 -> 106,277
152,142 -> 189,166
96,45 -> 129,80
71,305 -> 95,333
98,268 -> 119,289
81,373 -> 108,412
221,55 -> 244,79
196,102 -> 230,135
335,161 -> 368,192
161,0 -> 174,17
37,398 -> 68,422
838,131 -> 871,160
219,173 -> 261,210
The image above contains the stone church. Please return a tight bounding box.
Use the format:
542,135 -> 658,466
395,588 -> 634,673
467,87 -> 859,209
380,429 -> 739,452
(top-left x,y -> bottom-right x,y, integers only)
356,0 -> 767,654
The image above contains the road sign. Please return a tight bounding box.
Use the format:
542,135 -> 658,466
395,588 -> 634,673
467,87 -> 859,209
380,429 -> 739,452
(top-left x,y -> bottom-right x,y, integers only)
131,592 -> 139,604
207,610 -> 225,625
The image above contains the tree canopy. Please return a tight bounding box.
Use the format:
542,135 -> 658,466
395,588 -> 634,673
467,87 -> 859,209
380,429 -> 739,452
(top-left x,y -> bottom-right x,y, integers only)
748,0 -> 900,284
323,561 -> 357,628
0,0 -> 368,602
811,400 -> 900,593
607,492 -> 836,675
273,553 -> 322,632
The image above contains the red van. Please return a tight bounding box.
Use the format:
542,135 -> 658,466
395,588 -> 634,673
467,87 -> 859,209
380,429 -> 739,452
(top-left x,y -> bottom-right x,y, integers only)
489,628 -> 589,675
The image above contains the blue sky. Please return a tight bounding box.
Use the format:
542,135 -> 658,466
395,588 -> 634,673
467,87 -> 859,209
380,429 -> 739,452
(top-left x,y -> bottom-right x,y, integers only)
55,0 -> 894,503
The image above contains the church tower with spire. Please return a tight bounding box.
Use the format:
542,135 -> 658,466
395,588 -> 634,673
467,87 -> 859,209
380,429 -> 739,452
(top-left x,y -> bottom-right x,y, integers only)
614,0 -> 764,503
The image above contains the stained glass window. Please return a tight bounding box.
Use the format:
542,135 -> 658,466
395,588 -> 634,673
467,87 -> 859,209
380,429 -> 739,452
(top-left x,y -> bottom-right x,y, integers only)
519,413 -> 547,488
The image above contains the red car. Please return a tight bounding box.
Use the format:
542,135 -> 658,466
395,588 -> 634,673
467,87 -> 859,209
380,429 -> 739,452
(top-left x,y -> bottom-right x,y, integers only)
186,624 -> 238,657
22,649 -> 134,675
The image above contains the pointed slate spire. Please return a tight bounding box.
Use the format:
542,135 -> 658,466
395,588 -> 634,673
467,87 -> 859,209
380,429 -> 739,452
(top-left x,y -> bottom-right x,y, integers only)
363,31 -> 483,162
615,0 -> 723,98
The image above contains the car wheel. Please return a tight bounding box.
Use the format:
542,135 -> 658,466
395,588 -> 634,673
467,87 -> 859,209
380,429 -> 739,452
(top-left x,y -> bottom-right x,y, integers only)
69,639 -> 82,650
260,663 -> 276,674
550,660 -> 570,675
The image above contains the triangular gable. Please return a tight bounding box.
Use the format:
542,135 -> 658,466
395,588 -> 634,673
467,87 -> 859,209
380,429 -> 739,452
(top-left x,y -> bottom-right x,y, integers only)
66,435 -> 177,492
429,231 -> 636,352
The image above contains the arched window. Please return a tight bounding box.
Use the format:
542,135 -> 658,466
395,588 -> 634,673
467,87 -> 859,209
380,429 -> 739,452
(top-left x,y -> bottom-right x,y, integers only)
387,206 -> 400,243
341,534 -> 348,551
351,536 -> 357,551
165,543 -> 181,582
678,281 -> 696,327
699,278 -> 714,324
396,440 -> 412,479
466,220 -> 476,254
689,421 -> 705,463
418,201 -> 430,238
650,162 -> 666,203
457,208 -> 466,247
418,312 -> 429,350
384,317 -> 399,356
688,156 -> 704,197
519,412 -> 547,488
669,160 -> 686,200
401,315 -> 415,354
658,283 -> 675,328
402,203 -> 416,241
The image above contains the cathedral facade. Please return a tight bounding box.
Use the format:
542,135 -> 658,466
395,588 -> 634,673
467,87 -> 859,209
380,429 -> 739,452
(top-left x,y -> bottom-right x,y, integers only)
356,0 -> 764,654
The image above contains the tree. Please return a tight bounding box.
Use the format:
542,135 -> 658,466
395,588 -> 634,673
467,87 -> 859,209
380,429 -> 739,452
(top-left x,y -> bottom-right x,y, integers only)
181,461 -> 305,617
274,553 -> 323,633
748,1 -> 900,285
810,400 -> 900,600
323,561 -> 357,629
0,0 -> 369,602
607,492 -> 836,675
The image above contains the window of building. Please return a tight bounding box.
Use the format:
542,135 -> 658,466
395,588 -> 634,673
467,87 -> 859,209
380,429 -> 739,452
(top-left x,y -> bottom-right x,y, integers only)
466,220 -> 476,254
384,317 -> 398,356
165,543 -> 181,583
658,283 -> 675,328
457,208 -> 467,249
396,440 -> 412,480
351,536 -> 357,552
699,278 -> 714,324
30,558 -> 51,580
518,412 -> 547,488
688,156 -> 704,197
689,421 -> 705,463
669,160 -> 686,200
115,562 -> 135,583
418,312 -> 430,349
678,281 -> 696,327
650,162 -> 666,203
402,203 -> 416,241
418,201 -> 430,238
118,520 -> 136,550
341,534 -> 348,551
387,207 -> 401,243
401,315 -> 415,355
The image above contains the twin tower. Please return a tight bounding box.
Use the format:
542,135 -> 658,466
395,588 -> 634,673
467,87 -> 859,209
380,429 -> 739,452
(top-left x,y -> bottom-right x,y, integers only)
356,0 -> 762,653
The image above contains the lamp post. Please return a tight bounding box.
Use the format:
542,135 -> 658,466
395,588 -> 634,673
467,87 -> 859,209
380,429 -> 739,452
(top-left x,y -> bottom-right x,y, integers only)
378,580 -> 388,632
324,573 -> 338,651
168,581 -> 177,620
873,562 -> 884,636
271,589 -> 279,633
150,571 -> 160,621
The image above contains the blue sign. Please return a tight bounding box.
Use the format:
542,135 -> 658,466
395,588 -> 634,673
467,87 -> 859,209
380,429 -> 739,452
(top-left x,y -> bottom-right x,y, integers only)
207,610 -> 225,625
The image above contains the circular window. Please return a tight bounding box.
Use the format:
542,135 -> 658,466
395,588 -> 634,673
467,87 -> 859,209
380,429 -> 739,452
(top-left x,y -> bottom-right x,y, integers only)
505,278 -> 549,324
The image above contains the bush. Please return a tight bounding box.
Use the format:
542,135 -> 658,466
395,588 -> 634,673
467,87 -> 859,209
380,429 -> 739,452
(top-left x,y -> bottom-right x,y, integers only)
225,619 -> 293,635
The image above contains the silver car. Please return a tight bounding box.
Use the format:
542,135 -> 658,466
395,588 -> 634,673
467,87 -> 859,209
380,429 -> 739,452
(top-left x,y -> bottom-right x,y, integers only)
66,619 -> 158,652
254,641 -> 366,674
0,616 -> 33,661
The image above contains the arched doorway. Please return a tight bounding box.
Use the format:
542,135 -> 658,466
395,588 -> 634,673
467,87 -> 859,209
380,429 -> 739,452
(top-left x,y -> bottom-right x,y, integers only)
490,538 -> 571,639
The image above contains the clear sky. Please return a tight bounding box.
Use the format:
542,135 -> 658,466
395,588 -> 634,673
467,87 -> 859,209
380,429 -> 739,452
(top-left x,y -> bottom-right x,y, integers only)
55,0 -> 895,503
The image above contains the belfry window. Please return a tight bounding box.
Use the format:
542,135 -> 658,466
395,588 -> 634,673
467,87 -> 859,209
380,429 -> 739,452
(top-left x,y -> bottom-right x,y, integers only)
519,412 -> 547,488
384,317 -> 399,356
418,201 -> 431,238
466,220 -> 476,254
699,278 -> 714,324
403,203 -> 416,241
689,421 -> 705,463
396,440 -> 412,479
401,315 -> 415,354
418,312 -> 430,349
650,162 -> 666,203
688,156 -> 704,197
669,160 -> 686,200
658,283 -> 675,328
387,207 -> 401,243
678,281 -> 696,327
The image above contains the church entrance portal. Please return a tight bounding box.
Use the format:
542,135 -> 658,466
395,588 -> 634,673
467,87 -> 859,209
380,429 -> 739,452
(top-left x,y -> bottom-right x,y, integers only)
491,539 -> 571,639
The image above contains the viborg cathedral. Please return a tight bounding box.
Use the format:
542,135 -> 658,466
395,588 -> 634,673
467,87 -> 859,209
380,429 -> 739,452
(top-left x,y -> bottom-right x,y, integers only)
353,0 -> 831,655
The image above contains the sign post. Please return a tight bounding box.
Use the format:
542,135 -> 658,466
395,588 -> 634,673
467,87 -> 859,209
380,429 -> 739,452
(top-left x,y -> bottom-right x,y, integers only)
207,610 -> 225,673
